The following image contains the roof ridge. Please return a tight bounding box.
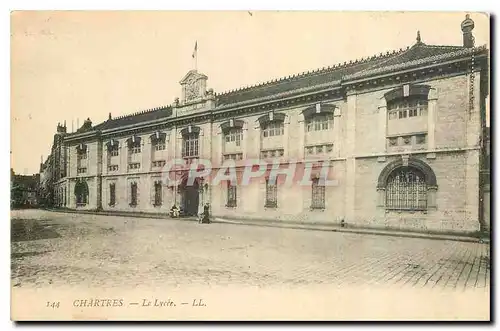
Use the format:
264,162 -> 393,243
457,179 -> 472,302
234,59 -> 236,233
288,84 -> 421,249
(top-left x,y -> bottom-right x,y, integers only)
422,44 -> 465,49
216,45 -> 409,97
110,105 -> 170,121
359,44 -> 415,74
345,44 -> 487,81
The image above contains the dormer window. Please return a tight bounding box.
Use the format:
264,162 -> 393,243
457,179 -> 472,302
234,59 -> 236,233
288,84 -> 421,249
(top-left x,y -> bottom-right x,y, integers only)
151,132 -> 167,151
106,140 -> 119,157
154,142 -> 166,151
76,144 -> 88,174
262,121 -> 284,138
258,112 -> 285,138
76,144 -> 87,159
221,119 -> 245,161
385,85 -> 431,150
388,96 -> 428,120
225,127 -> 243,146
306,113 -> 333,132
302,103 -> 336,157
127,136 -> 142,154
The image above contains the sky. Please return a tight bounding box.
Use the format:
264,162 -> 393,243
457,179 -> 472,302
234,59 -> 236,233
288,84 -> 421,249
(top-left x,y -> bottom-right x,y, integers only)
10,11 -> 489,175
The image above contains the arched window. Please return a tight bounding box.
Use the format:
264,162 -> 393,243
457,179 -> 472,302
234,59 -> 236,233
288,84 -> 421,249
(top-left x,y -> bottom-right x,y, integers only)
74,181 -> 89,206
386,167 -> 427,210
378,157 -> 438,211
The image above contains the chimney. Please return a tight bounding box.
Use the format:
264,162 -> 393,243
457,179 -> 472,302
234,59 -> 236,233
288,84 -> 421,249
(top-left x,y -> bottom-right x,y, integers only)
461,14 -> 475,48
109,112 -> 112,120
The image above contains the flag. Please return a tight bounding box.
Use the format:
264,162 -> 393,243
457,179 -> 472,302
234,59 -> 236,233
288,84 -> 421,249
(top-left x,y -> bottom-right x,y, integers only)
192,41 -> 198,59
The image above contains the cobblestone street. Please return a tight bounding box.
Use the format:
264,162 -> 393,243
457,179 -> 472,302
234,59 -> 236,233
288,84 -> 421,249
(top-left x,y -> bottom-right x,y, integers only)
11,210 -> 490,291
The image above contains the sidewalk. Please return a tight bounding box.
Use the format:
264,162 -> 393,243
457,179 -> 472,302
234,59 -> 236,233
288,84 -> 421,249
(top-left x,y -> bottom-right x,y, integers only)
43,208 -> 488,244
211,217 -> 489,244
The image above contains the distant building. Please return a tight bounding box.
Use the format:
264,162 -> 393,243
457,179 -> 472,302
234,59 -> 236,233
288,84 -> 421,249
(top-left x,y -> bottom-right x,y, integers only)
38,122 -> 68,207
11,169 -> 40,208
45,15 -> 490,234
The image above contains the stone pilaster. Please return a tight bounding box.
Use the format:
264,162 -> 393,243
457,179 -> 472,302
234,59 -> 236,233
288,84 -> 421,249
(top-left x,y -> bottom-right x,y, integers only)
333,106 -> 342,158
344,91 -> 357,223
96,139 -> 103,210
298,115 -> 305,160
427,88 -> 438,150
378,97 -> 387,153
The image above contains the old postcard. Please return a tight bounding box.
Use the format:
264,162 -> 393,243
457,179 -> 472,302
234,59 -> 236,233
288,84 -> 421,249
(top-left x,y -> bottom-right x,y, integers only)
10,11 -> 491,321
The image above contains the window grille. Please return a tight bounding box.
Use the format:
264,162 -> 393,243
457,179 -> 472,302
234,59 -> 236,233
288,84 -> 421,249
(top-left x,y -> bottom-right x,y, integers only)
152,160 -> 166,168
386,168 -> 427,210
311,178 -> 325,209
75,182 -> 89,206
109,183 -> 116,206
154,182 -> 162,206
265,179 -> 278,208
128,163 -> 140,170
130,182 -> 138,207
227,182 -> 237,207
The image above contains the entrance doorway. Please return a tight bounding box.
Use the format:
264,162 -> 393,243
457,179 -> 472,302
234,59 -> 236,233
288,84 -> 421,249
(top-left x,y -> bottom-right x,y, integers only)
182,180 -> 199,216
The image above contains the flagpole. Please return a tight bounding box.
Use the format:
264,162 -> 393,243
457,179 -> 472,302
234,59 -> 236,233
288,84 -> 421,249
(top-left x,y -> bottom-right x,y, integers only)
192,41 -> 198,71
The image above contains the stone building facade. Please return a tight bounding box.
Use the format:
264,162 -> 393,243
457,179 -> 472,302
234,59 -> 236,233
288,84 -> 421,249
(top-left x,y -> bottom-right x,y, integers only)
39,122 -> 68,207
52,16 -> 490,234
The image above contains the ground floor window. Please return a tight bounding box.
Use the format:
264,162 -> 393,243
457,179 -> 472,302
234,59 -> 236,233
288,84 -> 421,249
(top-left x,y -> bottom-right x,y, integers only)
386,167 -> 427,210
154,181 -> 162,206
109,183 -> 116,207
74,181 -> 89,206
227,182 -> 237,207
130,182 -> 138,207
311,178 -> 325,209
265,179 -> 278,208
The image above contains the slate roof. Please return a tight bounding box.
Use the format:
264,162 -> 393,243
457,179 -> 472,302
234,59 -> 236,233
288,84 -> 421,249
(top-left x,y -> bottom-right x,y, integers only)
216,42 -> 483,107
85,39 -> 487,133
92,106 -> 173,131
